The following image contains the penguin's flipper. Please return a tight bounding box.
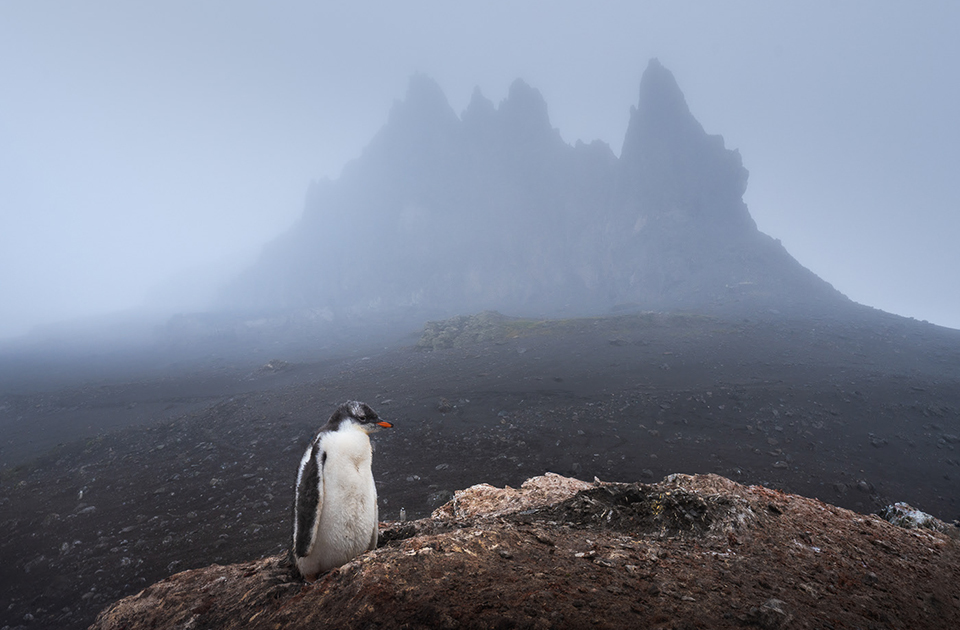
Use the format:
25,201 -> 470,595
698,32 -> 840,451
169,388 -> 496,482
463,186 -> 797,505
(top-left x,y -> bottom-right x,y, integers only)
368,500 -> 379,551
294,442 -> 324,559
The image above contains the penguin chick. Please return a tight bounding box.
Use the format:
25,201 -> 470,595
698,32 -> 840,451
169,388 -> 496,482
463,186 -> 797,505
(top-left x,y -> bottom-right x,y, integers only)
292,400 -> 393,581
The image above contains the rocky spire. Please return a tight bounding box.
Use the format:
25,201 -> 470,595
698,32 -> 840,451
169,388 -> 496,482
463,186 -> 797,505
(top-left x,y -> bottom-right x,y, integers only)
355,73 -> 462,196
462,86 -> 496,125
387,72 -> 460,130
497,79 -> 561,148
618,59 -> 754,232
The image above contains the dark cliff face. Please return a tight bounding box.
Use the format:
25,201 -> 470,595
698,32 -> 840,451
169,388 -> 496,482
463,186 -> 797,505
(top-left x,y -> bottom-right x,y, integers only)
221,60 -> 847,320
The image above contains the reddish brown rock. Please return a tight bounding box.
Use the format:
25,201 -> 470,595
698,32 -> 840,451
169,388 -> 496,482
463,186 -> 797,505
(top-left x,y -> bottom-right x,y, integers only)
90,474 -> 960,629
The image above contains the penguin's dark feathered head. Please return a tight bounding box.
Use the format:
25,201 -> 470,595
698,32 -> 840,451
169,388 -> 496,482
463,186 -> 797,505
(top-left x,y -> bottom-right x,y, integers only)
325,400 -> 393,434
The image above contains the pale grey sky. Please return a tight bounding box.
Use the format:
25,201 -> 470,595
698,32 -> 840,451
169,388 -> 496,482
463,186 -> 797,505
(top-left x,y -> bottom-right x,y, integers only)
1,1 -> 958,338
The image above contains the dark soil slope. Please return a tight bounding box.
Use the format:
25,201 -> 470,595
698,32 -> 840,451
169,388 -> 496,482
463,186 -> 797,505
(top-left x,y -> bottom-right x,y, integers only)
1,310 -> 959,629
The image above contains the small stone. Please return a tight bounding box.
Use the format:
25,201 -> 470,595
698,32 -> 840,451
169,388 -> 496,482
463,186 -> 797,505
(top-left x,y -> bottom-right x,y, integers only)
753,598 -> 791,629
427,490 -> 454,507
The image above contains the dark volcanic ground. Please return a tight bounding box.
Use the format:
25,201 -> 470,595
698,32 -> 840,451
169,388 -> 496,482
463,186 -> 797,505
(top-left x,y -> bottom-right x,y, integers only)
2,309 -> 960,630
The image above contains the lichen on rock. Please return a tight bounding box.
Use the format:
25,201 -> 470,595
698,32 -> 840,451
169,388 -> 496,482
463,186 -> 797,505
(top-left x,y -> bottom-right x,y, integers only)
879,501 -> 960,539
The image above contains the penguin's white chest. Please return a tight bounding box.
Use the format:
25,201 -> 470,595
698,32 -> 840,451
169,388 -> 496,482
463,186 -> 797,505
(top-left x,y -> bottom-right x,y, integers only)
299,427 -> 378,576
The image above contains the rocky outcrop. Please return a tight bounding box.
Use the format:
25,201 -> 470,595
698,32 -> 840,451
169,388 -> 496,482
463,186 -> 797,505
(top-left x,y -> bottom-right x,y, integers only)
879,502 -> 960,540
414,310 -> 513,350
91,473 -> 960,629
221,60 -> 848,323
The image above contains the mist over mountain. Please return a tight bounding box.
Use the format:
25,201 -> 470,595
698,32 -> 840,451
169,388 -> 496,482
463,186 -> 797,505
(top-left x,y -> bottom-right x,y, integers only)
220,60 -> 847,323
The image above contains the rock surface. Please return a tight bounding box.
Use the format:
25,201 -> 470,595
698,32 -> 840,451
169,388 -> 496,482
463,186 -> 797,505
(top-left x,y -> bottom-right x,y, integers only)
91,473 -> 960,629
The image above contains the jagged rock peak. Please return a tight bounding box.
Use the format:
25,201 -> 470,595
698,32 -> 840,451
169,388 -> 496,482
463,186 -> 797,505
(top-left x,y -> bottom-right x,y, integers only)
636,58 -> 697,132
359,73 -> 460,177
386,72 -> 458,128
619,58 -> 753,230
496,78 -> 563,149
462,85 -> 496,122
461,79 -> 559,145
621,58 -> 708,160
500,79 -> 550,124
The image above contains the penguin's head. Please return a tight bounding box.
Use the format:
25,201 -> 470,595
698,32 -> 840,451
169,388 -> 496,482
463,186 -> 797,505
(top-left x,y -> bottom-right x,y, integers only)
328,400 -> 393,434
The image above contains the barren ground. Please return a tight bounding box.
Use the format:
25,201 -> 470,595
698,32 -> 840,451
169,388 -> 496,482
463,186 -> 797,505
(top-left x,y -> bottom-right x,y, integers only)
2,310 -> 959,629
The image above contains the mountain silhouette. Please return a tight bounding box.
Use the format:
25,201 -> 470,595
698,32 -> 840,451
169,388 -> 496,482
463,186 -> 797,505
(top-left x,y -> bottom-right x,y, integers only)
221,59 -> 847,321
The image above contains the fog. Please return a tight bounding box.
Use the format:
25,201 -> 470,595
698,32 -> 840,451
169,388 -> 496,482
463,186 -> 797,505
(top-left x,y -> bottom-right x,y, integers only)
2,1 -> 958,340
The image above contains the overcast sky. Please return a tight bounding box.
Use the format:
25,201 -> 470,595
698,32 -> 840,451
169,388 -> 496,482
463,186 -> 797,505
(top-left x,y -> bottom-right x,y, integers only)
1,1 -> 958,339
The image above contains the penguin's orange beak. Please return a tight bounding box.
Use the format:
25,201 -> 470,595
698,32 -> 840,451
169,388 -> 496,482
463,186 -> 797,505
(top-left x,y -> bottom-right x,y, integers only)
376,421 -> 394,428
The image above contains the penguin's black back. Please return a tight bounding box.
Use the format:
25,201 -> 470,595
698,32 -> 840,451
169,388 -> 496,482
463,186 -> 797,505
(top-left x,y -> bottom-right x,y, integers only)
294,442 -> 321,558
